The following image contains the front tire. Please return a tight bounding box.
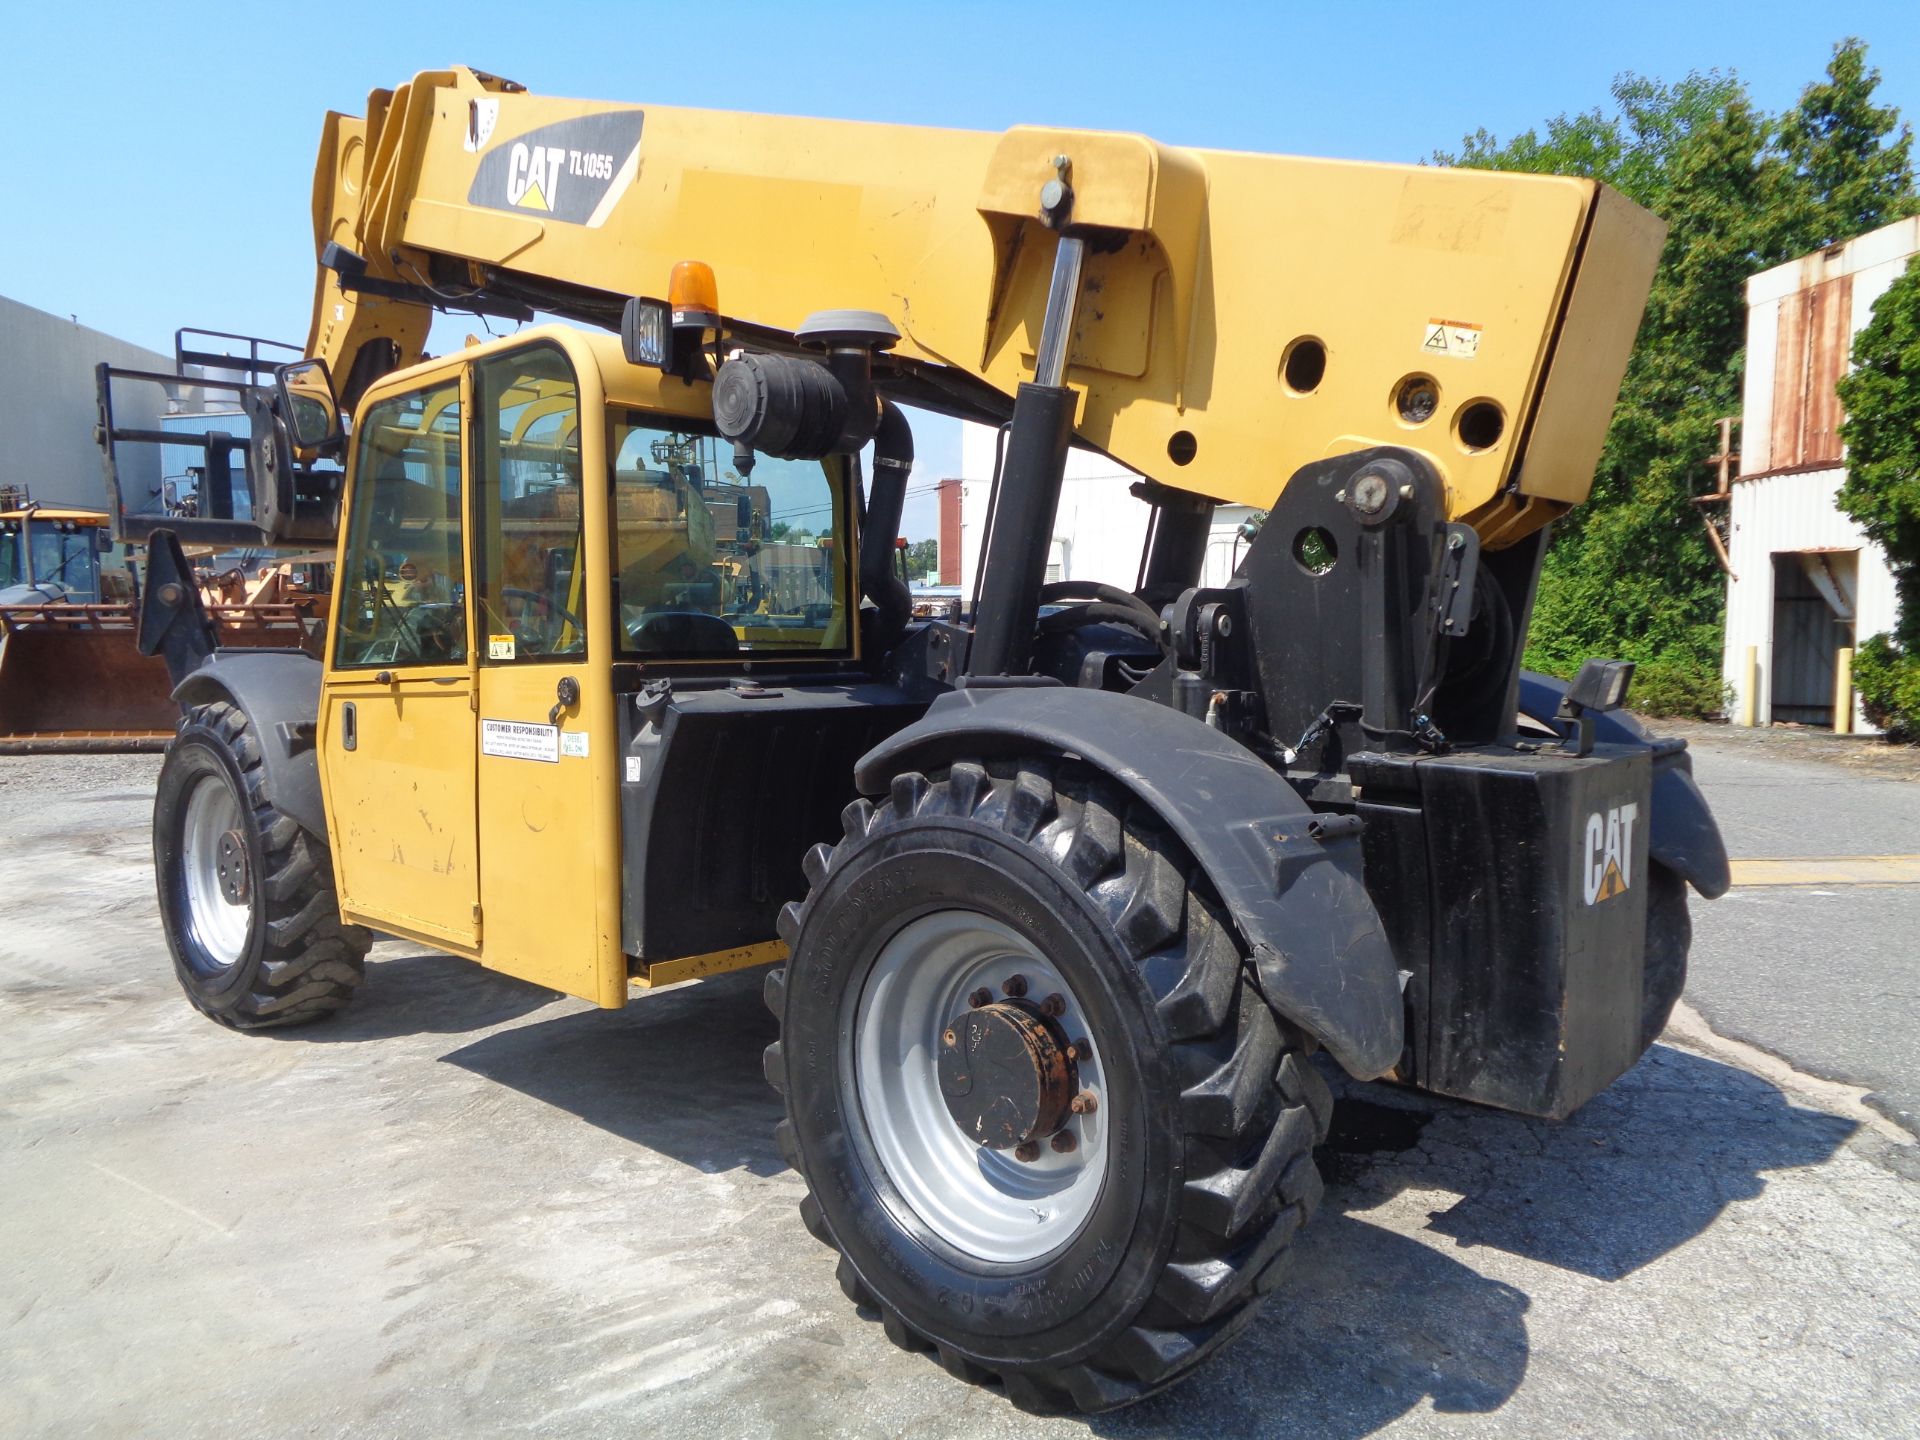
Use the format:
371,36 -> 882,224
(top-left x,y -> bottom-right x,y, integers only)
153,700 -> 369,1029
764,760 -> 1330,1412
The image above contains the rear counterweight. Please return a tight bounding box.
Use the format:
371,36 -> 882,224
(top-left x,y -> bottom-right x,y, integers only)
1353,742 -> 1654,1118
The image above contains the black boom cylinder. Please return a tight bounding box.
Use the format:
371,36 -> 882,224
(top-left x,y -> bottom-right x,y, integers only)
967,381 -> 1079,677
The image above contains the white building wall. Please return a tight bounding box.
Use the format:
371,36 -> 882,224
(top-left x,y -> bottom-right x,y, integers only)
1727,216 -> 1917,730
956,420 -> 1263,604
957,420 -> 1152,601
1723,469 -> 1898,730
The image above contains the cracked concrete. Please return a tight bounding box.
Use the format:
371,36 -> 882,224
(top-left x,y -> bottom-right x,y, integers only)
2,751 -> 1916,1438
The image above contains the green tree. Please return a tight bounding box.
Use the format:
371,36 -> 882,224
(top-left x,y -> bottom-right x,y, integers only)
1835,255 -> 1920,734
1777,38 -> 1917,250
1436,41 -> 1917,715
904,537 -> 939,582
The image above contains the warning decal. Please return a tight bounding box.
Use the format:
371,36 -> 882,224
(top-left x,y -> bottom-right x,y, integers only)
482,719 -> 560,764
1422,319 -> 1483,359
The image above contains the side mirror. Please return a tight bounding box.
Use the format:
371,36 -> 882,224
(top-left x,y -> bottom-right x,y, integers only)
276,358 -> 344,451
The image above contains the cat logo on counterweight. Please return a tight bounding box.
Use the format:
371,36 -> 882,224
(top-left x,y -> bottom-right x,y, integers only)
1582,802 -> 1639,905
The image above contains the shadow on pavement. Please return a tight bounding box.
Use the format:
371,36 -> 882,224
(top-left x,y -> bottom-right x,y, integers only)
437,967 -> 786,1177
430,981 -> 1857,1436
1091,1207 -> 1530,1440
1325,1042 -> 1858,1283
278,950 -> 560,1043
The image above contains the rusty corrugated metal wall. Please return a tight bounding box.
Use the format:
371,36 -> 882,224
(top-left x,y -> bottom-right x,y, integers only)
1768,274 -> 1852,473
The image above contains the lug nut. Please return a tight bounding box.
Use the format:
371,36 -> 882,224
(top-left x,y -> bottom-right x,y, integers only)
1068,1037 -> 1092,1062
1013,1140 -> 1041,1163
1050,1130 -> 1078,1154
1039,992 -> 1067,1018
967,987 -> 992,1009
1070,1090 -> 1099,1115
942,1027 -> 958,1048
1002,974 -> 1029,999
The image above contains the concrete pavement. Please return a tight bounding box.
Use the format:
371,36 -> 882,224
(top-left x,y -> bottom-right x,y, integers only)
1,744 -> 1916,1438
1682,735 -> 1920,1133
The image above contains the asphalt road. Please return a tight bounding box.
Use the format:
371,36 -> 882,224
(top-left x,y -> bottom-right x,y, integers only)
1,742 -> 1916,1438
1681,734 -> 1920,1133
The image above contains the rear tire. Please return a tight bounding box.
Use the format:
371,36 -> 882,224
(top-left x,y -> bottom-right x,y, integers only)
153,700 -> 369,1029
764,759 -> 1330,1412
1640,864 -> 1690,1048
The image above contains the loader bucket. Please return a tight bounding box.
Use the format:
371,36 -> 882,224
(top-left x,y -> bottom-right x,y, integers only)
0,600 -> 319,754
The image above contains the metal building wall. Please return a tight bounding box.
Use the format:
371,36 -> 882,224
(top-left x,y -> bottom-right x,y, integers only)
0,296 -> 172,512
1725,219 -> 1915,731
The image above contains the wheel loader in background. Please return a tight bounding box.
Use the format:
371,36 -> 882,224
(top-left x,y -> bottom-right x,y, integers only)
99,67 -> 1730,1413
0,495 -> 321,751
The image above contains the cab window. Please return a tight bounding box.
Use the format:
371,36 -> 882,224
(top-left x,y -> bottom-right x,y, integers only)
333,382 -> 465,669
610,411 -> 851,659
472,347 -> 587,662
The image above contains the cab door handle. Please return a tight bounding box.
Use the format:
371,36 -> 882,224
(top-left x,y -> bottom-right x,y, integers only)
342,701 -> 357,752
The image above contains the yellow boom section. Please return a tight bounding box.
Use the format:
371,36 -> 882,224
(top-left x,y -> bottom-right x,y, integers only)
309,67 -> 1663,548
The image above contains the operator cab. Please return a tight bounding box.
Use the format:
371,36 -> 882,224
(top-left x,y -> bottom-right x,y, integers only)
0,507 -> 118,604
311,324 -> 885,1004
329,335 -> 858,677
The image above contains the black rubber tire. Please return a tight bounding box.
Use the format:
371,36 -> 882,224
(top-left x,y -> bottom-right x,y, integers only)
763,759 -> 1330,1413
153,700 -> 370,1030
1639,864 -> 1691,1049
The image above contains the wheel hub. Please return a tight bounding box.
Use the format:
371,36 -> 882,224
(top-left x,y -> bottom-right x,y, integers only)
215,829 -> 250,905
936,1001 -> 1076,1149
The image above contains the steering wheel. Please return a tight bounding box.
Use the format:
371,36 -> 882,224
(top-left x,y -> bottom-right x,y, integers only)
397,601 -> 462,660
502,586 -> 586,649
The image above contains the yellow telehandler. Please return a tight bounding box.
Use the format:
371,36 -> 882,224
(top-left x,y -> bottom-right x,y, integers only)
98,68 -> 1728,1412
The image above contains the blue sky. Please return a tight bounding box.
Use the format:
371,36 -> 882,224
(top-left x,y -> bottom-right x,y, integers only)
6,1 -> 1918,538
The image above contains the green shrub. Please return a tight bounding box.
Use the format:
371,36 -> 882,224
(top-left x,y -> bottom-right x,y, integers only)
1853,633 -> 1920,737
1524,648 -> 1730,720
1626,657 -> 1732,719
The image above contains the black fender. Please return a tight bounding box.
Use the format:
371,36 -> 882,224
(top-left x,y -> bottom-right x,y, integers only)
1517,671 -> 1729,899
171,650 -> 327,838
854,686 -> 1405,1079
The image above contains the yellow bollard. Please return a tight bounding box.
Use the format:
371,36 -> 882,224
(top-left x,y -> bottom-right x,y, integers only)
1740,645 -> 1759,727
1834,646 -> 1854,735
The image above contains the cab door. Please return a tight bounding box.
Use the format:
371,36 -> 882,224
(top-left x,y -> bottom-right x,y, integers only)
317,371 -> 481,951
468,341 -> 623,1005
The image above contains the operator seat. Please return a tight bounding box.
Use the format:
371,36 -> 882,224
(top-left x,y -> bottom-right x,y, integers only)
627,611 -> 739,659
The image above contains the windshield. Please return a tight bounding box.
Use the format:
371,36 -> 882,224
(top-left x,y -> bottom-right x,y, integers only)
0,522 -> 99,598
609,410 -> 852,659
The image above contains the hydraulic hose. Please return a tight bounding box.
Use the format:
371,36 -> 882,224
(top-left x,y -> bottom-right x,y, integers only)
1035,601 -> 1168,651
859,399 -> 914,652
1037,579 -> 1161,626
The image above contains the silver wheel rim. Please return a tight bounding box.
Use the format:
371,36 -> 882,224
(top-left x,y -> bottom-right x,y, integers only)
182,773 -> 250,966
854,908 -> 1109,1264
